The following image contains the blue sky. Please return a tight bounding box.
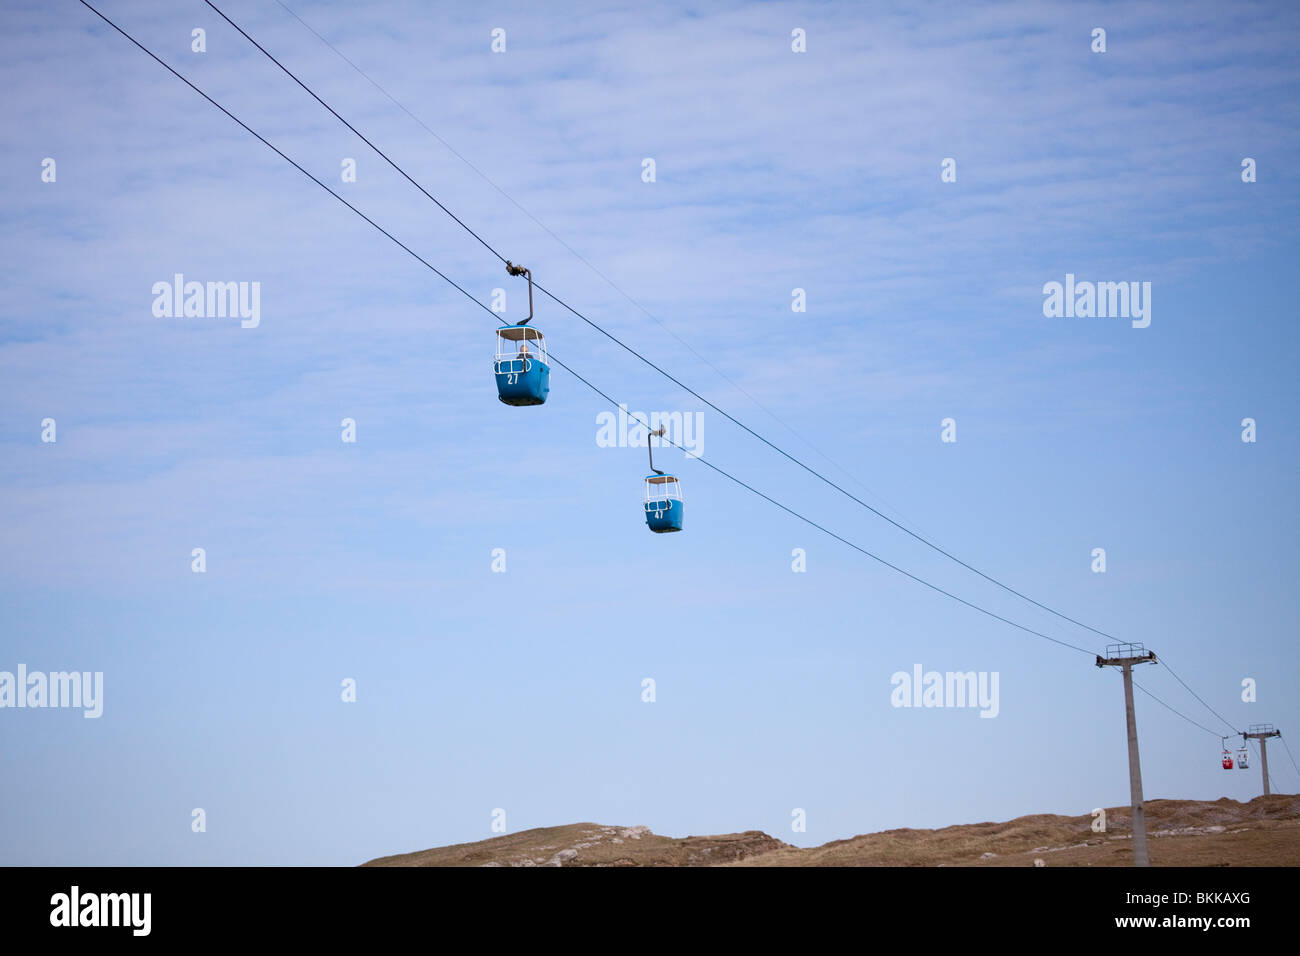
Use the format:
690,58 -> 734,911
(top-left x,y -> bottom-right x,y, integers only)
1,0 -> 1297,865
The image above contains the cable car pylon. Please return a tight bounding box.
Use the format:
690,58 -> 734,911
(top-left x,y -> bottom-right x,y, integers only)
644,426 -> 684,533
494,261 -> 550,406
1242,725 -> 1282,795
1096,643 -> 1158,867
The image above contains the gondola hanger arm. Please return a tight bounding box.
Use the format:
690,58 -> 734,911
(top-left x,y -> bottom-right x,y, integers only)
505,260 -> 533,325
648,426 -> 666,475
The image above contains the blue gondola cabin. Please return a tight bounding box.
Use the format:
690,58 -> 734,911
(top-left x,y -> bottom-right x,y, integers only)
644,474 -> 684,533
494,325 -> 550,406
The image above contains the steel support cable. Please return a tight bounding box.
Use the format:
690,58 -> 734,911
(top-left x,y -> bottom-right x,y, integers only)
79,0 -> 1096,660
203,0 -> 1127,653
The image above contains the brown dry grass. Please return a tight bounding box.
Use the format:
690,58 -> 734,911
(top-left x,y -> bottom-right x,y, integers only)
361,794 -> 1300,867
729,795 -> 1300,866
363,823 -> 789,867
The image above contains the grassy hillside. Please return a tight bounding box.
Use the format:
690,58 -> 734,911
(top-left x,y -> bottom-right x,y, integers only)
362,794 -> 1300,867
